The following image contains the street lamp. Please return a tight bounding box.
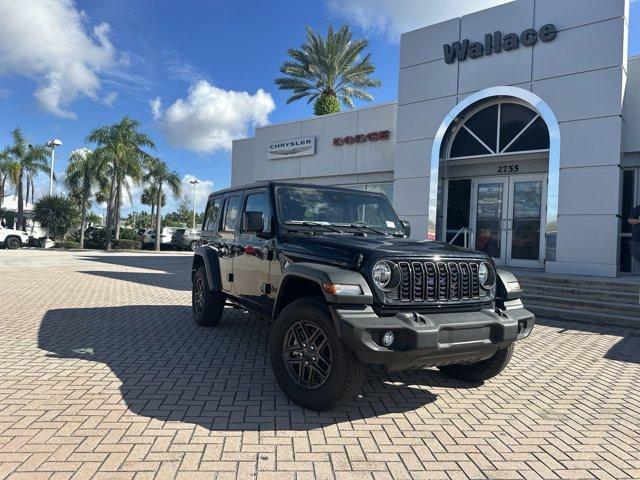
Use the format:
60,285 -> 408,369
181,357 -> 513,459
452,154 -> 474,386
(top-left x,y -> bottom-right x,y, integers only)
189,179 -> 200,229
46,139 -> 62,196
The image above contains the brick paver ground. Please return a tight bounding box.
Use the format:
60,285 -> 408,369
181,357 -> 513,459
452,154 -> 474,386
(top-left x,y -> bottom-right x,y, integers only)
0,249 -> 639,480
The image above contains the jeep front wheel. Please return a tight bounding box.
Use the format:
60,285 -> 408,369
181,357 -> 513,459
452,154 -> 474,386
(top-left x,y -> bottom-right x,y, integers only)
438,344 -> 514,382
192,266 -> 225,326
268,297 -> 366,410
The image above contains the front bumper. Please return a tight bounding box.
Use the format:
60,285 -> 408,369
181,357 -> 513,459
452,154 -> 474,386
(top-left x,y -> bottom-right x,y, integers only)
331,300 -> 534,371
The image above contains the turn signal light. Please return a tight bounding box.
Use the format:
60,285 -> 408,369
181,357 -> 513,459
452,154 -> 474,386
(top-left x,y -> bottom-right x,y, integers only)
322,283 -> 363,295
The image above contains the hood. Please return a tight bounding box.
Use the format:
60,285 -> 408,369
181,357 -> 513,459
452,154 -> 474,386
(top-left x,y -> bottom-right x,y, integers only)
282,233 -> 489,266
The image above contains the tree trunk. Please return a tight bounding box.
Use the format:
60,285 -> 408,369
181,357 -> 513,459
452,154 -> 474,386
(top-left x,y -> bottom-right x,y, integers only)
155,184 -> 162,252
80,194 -> 87,249
0,175 -> 5,207
16,170 -> 24,230
114,178 -> 122,239
150,202 -> 155,224
104,174 -> 117,250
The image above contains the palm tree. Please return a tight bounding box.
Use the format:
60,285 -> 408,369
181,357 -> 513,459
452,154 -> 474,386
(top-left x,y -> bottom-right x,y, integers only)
275,24 -> 381,115
140,185 -> 165,223
65,148 -> 103,248
143,158 -> 181,251
0,148 -> 18,208
33,194 -> 79,242
87,117 -> 154,249
5,128 -> 49,230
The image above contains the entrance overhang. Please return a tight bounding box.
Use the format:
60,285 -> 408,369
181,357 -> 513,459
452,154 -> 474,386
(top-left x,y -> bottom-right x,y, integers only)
429,86 -> 561,262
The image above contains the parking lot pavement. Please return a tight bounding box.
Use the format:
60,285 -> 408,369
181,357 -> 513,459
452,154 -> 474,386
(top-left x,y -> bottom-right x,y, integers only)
0,250 -> 638,480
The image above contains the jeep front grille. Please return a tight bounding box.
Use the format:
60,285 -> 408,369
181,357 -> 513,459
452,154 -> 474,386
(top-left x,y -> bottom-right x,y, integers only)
397,261 -> 481,303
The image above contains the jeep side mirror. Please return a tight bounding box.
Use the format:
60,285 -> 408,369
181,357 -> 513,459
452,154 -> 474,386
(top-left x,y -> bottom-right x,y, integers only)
401,220 -> 411,237
243,211 -> 265,233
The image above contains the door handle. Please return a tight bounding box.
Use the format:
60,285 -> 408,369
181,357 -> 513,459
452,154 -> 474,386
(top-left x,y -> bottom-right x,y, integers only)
500,219 -> 507,231
507,219 -> 513,231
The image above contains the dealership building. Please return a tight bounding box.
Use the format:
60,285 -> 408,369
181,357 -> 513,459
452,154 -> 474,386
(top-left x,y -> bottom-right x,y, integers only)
232,0 -> 639,277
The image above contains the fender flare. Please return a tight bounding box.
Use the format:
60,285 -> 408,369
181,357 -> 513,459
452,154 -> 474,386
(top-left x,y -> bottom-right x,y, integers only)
275,262 -> 373,308
192,246 -> 222,291
496,269 -> 523,301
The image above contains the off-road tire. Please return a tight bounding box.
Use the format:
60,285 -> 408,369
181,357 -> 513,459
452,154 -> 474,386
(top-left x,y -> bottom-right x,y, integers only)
269,297 -> 366,410
192,266 -> 225,327
438,344 -> 514,382
5,236 -> 20,249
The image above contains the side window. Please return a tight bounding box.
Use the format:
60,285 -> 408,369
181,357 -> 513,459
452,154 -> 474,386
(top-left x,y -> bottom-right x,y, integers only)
203,197 -> 221,231
220,195 -> 240,233
242,190 -> 271,232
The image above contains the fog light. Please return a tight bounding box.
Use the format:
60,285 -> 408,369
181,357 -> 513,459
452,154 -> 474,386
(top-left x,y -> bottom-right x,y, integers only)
381,331 -> 394,347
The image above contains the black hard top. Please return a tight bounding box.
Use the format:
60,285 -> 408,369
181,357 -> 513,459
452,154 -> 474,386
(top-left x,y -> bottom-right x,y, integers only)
207,181 -> 385,198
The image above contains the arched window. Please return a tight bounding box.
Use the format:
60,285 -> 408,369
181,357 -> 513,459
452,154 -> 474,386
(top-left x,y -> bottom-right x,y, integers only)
447,101 -> 549,159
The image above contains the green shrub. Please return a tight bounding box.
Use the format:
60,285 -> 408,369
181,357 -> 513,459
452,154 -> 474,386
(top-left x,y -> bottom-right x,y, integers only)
54,241 -> 81,249
85,229 -> 107,249
119,228 -> 143,242
111,239 -> 141,250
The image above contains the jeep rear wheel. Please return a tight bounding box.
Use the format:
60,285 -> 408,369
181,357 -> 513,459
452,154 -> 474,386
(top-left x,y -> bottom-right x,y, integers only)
438,344 -> 514,382
269,297 -> 366,410
5,236 -> 20,249
192,266 -> 225,326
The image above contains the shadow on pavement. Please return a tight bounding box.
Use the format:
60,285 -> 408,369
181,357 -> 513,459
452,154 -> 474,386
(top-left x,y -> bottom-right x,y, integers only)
78,254 -> 193,291
536,317 -> 640,364
79,270 -> 191,291
37,305 -> 480,430
78,254 -> 192,271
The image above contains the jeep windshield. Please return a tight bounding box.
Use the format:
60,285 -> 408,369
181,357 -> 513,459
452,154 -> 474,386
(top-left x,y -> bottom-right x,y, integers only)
275,185 -> 404,235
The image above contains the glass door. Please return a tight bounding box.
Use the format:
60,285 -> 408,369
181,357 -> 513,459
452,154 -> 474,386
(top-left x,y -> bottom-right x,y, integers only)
471,178 -> 508,266
506,175 -> 546,268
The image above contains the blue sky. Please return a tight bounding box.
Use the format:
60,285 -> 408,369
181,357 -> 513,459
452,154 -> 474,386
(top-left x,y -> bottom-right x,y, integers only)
0,0 -> 638,214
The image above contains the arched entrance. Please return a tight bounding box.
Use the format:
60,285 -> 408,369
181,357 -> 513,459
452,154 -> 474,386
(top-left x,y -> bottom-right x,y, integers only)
428,87 -> 560,269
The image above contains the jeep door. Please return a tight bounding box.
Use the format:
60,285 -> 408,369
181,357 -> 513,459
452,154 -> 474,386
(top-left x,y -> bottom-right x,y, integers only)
234,188 -> 274,310
216,193 -> 241,293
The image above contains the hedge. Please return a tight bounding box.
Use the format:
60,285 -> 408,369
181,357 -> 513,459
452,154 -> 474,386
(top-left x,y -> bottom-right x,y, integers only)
54,241 -> 81,249
111,239 -> 141,250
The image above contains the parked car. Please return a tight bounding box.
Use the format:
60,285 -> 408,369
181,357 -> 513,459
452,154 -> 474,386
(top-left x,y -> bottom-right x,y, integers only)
0,225 -> 30,249
190,182 -> 535,411
142,227 -> 174,247
171,228 -> 201,251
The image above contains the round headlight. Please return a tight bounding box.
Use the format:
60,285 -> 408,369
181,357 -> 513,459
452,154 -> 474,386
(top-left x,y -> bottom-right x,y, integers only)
372,261 -> 392,289
478,262 -> 495,289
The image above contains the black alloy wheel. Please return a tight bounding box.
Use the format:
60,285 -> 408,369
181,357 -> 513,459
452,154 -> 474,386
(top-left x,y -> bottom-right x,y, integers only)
282,321 -> 333,389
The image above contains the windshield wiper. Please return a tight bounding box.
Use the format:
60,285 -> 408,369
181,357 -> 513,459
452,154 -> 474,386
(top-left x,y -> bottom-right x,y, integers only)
337,222 -> 389,236
288,221 -> 344,234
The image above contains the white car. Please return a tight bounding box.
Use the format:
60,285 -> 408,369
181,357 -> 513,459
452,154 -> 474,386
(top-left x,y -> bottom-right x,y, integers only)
0,226 -> 30,249
142,227 -> 174,246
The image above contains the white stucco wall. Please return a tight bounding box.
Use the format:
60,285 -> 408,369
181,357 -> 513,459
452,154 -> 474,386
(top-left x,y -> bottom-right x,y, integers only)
230,103 -> 397,187
394,0 -> 629,276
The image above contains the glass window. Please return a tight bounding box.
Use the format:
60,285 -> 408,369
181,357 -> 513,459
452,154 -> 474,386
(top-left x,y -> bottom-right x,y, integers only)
221,196 -> 240,232
365,182 -> 393,201
448,102 -> 549,159
203,197 -> 221,231
622,170 -> 636,235
243,190 -> 271,232
499,103 -> 538,151
275,186 -> 402,232
450,127 -> 491,158
464,104 -> 498,151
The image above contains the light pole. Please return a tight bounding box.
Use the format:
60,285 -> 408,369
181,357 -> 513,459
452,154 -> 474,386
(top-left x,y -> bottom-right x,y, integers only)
189,179 -> 199,229
46,139 -> 62,195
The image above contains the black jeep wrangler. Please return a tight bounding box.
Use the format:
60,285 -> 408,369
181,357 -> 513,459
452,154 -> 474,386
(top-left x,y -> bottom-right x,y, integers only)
192,182 -> 534,410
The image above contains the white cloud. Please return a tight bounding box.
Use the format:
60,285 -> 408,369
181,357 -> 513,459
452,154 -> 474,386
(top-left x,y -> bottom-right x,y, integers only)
150,97 -> 162,120
326,0 -> 515,41
151,80 -> 276,153
0,0 -> 118,118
